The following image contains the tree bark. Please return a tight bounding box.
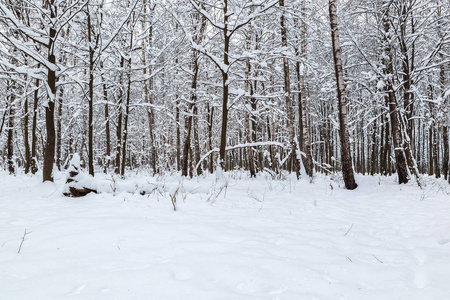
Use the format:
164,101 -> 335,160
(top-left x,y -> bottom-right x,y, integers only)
329,0 -> 357,189
280,0 -> 301,179
87,6 -> 95,176
43,1 -> 57,182
182,12 -> 206,177
55,88 -> 63,170
207,102 -> 214,173
144,1 -> 157,175
23,89 -> 31,174
381,1 -> 408,184
121,32 -> 133,176
101,64 -> 111,171
7,91 -> 15,174
245,26 -> 256,178
438,6 -> 449,181
31,78 -> 39,174
115,56 -> 124,174
298,0 -> 313,178
443,126 -> 449,181
219,0 -> 230,170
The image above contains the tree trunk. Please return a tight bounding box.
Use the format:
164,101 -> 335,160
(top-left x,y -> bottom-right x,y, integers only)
115,56 -> 124,174
219,0 -> 229,170
31,78 -> 39,174
43,3 -> 57,182
23,90 -> 31,174
438,6 -> 449,181
429,127 -> 433,176
371,120 -> 377,175
145,2 -> 157,175
121,33 -> 133,176
101,65 -> 111,171
182,109 -> 193,177
245,26 -> 256,178
176,101 -> 181,171
87,7 -> 95,176
433,125 -> 440,178
280,0 -> 301,179
193,104 -> 202,175
381,1 -> 408,184
329,0 -> 357,189
207,102 -> 214,173
55,88 -> 63,170
7,91 -> 15,174
443,126 -> 449,181
298,0 -> 313,178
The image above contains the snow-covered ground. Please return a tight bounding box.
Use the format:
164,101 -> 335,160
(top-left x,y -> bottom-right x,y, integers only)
1,170 -> 450,299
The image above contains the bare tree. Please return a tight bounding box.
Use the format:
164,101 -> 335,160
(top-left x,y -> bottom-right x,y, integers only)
328,0 -> 357,189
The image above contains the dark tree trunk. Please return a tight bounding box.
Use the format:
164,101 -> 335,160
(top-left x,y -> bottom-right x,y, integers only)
87,8 -> 95,176
55,88 -> 63,170
245,29 -> 256,178
429,127 -> 433,176
193,104 -> 202,176
121,35 -> 133,176
31,78 -> 39,174
182,112 -> 193,177
101,66 -> 111,171
219,0 -> 229,170
380,116 -> 385,175
23,93 -> 31,174
43,6 -> 57,182
182,58 -> 199,177
7,92 -> 15,174
381,2 -> 408,184
280,0 -> 301,179
443,126 -> 449,181
115,56 -> 124,174
433,125 -> 440,178
207,102 -> 214,173
176,101 -> 180,171
371,120 -> 377,175
329,0 -> 357,189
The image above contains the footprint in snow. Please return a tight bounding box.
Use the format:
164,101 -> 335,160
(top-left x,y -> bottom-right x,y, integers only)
438,238 -> 450,245
67,285 -> 86,296
412,266 -> 429,289
412,248 -> 427,265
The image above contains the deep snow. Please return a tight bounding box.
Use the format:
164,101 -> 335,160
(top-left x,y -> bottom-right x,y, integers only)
1,170 -> 450,299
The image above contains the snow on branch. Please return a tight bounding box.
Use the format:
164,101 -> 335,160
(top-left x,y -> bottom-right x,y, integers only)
189,0 -> 225,30
0,3 -> 48,46
0,33 -> 58,71
101,0 -> 139,53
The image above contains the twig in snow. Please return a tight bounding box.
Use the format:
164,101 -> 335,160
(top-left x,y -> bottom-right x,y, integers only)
346,256 -> 353,262
170,187 -> 179,211
18,228 -> 31,254
373,254 -> 383,263
344,223 -> 354,236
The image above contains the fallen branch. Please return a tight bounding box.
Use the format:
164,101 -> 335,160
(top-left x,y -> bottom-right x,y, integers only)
344,223 -> 354,236
373,254 -> 383,263
18,228 -> 31,254
170,187 -> 179,211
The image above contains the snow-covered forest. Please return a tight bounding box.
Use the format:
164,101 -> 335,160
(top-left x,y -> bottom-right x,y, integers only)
0,0 -> 448,183
1,0 -> 450,299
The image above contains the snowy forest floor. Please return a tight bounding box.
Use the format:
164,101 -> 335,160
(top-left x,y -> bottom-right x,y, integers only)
1,170 -> 450,300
